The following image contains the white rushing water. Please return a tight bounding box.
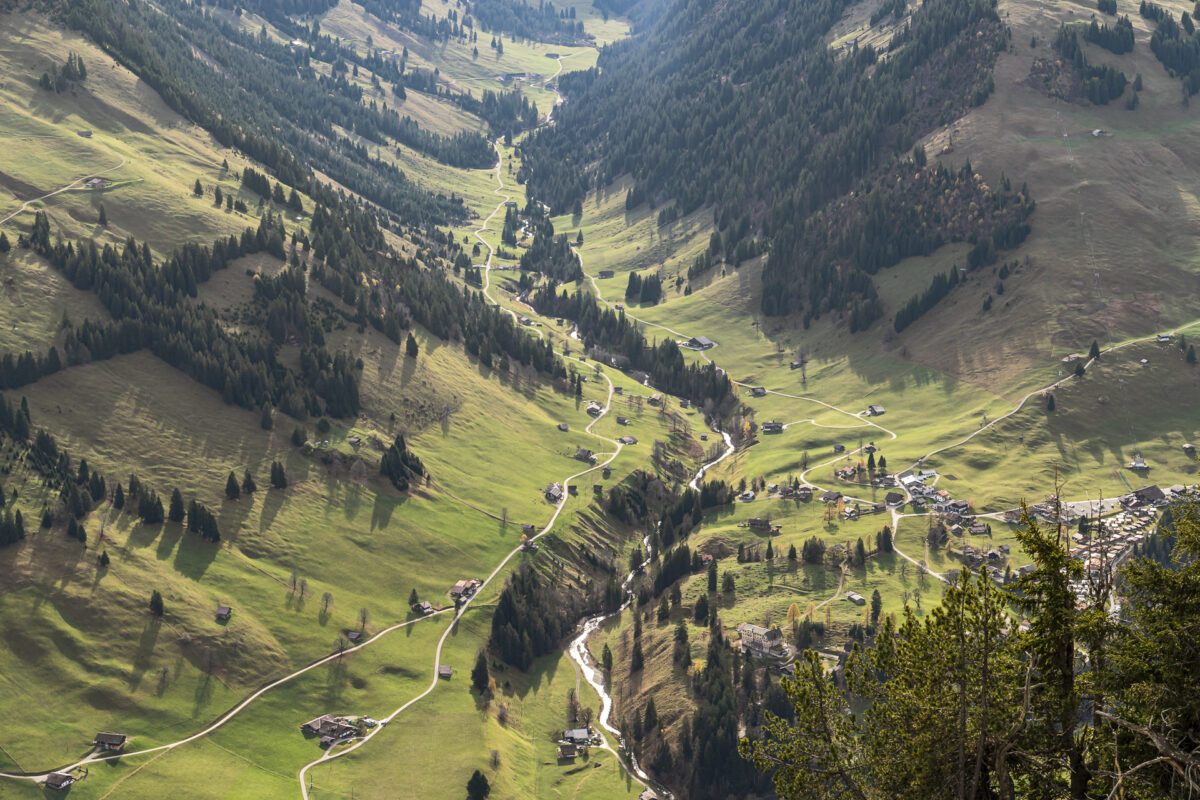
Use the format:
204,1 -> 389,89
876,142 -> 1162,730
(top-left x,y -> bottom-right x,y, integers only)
565,426 -> 735,798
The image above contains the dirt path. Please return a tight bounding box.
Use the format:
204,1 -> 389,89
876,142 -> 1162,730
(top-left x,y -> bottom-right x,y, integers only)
0,152 -> 128,227
297,136 -> 639,799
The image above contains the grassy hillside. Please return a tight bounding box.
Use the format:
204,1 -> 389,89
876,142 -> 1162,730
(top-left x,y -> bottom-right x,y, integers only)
0,3 -> 662,796
1,0 -> 1198,795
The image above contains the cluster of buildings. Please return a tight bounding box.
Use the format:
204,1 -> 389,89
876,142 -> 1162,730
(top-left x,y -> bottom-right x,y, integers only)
1069,508 -> 1157,584
449,578 -> 483,601
557,725 -> 598,760
901,471 -> 970,519
818,489 -> 891,520
300,715 -> 361,748
739,517 -> 783,534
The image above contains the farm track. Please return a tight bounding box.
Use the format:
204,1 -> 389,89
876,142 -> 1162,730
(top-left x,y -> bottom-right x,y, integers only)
0,151 -> 128,227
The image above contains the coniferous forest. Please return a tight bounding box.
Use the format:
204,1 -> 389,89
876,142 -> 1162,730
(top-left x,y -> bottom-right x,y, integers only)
519,0 -> 1032,330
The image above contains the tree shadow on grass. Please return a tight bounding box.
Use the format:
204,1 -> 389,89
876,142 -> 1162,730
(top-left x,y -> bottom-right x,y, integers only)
127,616 -> 162,691
193,671 -> 216,717
155,521 -> 184,561
323,657 -> 348,707
124,519 -> 161,552
216,497 -> 256,547
172,532 -> 218,581
370,490 -> 404,532
259,488 -> 286,534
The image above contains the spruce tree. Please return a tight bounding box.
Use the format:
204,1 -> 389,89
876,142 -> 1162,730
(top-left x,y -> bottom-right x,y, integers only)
644,697 -> 658,732
193,178 -> 203,197
0,232 -> 9,253
870,589 -> 882,624
168,489 -> 185,522
1089,339 -> 1101,359
149,590 -> 164,617
225,471 -> 241,500
406,332 -> 419,358
1189,344 -> 1197,364
601,643 -> 613,672
113,482 -> 125,510
242,470 -> 257,494
466,770 -> 490,800
270,461 -> 288,489
408,588 -> 419,606
260,404 -> 273,430
630,639 -> 644,672
707,559 -> 718,591
98,204 -> 107,227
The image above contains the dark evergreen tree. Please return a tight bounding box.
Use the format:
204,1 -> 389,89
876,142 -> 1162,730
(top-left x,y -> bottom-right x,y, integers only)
149,589 -> 164,616
242,470 -> 257,494
406,332 -> 419,358
466,770 -> 490,800
630,639 -> 644,672
225,471 -> 241,500
380,435 -> 425,491
168,489 -> 185,522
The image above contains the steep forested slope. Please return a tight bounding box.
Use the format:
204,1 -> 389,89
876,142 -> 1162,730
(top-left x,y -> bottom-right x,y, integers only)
61,0 -> 489,224
520,0 -> 1032,329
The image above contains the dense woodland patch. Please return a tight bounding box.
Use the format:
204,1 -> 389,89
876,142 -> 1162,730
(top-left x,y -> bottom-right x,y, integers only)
519,0 -> 1032,330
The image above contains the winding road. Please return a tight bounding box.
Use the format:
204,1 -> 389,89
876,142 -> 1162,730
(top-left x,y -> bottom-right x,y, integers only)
6,45 -> 1200,800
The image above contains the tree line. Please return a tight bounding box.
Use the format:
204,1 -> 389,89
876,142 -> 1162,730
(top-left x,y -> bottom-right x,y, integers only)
1145,5 -> 1200,94
1055,24 -> 1130,104
489,563 -> 619,670
12,211 -> 363,420
518,218 -> 583,283
530,286 -> 735,411
63,0 -> 474,225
